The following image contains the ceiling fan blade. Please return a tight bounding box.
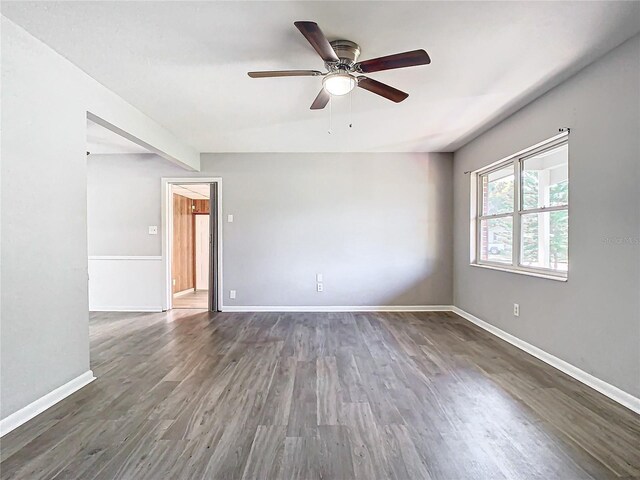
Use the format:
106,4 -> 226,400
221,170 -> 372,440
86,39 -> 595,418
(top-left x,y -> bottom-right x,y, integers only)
294,21 -> 339,63
356,49 -> 431,73
357,77 -> 408,103
248,70 -> 322,78
310,88 -> 331,110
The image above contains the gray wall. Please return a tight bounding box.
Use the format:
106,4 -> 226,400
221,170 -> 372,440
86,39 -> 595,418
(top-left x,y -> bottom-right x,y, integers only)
2,19 -> 91,418
452,35 -> 640,397
1,17 -> 197,421
202,153 -> 453,307
87,152 -> 453,307
87,154 -> 188,256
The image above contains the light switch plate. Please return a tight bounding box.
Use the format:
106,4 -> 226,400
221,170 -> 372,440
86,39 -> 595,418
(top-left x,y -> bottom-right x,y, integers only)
229,290 -> 236,299
148,226 -> 158,235
227,214 -> 234,223
316,273 -> 323,282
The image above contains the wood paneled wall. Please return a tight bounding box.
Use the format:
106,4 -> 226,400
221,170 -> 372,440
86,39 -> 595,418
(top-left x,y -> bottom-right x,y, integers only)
172,193 -> 195,294
193,199 -> 209,214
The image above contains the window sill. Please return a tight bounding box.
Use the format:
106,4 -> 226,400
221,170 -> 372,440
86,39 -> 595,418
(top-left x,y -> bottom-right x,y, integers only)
470,263 -> 568,282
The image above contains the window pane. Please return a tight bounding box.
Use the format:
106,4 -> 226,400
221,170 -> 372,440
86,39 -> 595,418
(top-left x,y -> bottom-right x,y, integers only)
480,216 -> 513,264
482,165 -> 514,215
520,210 -> 568,272
521,143 -> 568,210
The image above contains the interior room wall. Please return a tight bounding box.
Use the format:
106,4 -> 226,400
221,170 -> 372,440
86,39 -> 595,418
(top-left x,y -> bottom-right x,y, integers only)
0,17 -> 198,424
194,210 -> 210,291
86,153 -> 191,311
452,35 -> 640,398
201,152 -> 453,308
87,154 -> 188,256
172,193 -> 196,294
86,151 -> 453,309
193,199 -> 209,214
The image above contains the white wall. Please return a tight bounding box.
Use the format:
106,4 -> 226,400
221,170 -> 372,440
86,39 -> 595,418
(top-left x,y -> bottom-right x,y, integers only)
88,257 -> 164,312
0,17 -> 197,422
452,35 -> 640,398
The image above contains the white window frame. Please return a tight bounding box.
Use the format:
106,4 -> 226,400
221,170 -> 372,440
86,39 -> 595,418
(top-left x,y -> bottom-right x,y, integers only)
471,132 -> 569,280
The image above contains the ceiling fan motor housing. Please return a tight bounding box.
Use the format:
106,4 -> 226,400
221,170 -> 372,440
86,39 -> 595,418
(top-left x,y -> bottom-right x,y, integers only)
327,40 -> 361,71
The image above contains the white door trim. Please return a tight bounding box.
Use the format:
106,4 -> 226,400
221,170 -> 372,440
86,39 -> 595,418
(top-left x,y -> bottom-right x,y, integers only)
161,177 -> 223,311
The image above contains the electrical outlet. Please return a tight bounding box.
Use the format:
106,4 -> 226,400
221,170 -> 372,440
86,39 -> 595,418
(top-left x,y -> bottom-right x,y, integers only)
513,303 -> 520,317
317,283 -> 323,292
229,290 -> 236,299
148,225 -> 158,235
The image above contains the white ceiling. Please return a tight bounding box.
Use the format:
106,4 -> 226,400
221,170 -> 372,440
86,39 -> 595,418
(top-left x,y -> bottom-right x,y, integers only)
4,1 -> 639,153
173,184 -> 210,200
86,118 -> 152,155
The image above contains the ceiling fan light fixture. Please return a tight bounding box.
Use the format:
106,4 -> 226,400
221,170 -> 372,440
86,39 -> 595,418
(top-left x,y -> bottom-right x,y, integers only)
322,72 -> 356,96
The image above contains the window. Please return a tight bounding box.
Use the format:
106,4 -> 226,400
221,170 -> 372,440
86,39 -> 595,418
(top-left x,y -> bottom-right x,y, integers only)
473,134 -> 569,279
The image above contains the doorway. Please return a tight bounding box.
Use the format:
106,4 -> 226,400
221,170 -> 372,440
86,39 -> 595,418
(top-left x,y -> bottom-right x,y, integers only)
163,178 -> 222,312
171,184 -> 209,308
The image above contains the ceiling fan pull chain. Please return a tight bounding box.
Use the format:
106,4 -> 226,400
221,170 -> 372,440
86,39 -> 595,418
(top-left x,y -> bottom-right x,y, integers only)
349,89 -> 353,128
328,96 -> 332,134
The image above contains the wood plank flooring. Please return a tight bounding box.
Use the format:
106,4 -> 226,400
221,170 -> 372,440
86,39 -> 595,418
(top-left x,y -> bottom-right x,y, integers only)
1,310 -> 639,479
172,290 -> 208,309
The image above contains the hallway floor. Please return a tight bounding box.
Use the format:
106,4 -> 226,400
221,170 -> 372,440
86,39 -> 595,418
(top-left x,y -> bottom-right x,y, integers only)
172,289 -> 208,309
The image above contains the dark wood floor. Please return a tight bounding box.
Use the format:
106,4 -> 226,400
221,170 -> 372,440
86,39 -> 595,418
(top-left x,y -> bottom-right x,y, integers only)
1,310 -> 639,479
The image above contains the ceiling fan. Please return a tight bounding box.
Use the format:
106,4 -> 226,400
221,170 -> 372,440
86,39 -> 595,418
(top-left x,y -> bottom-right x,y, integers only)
248,21 -> 431,110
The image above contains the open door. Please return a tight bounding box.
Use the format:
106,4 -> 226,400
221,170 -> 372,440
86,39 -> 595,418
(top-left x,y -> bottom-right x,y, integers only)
209,182 -> 219,312
167,180 -> 221,311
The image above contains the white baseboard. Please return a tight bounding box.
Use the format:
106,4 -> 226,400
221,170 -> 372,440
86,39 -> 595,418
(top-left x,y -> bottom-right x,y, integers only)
222,305 -> 453,312
0,370 -> 96,437
451,307 -> 640,415
90,306 -> 163,312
